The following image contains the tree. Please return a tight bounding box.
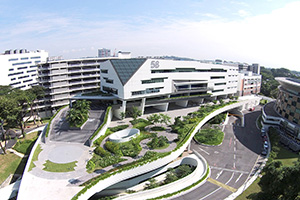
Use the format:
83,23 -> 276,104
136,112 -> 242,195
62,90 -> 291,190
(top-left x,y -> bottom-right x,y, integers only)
255,160 -> 300,200
68,100 -> 90,127
26,86 -> 45,124
130,106 -> 142,120
147,113 -> 160,125
120,111 -> 126,120
159,113 -> 171,125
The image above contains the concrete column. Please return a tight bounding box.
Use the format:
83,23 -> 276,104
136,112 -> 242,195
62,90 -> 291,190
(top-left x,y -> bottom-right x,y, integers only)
139,98 -> 146,115
113,100 -> 127,119
154,103 -> 169,112
176,100 -> 188,107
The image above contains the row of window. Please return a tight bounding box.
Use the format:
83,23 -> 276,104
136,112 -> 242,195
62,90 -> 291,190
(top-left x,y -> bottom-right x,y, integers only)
132,87 -> 164,96
8,56 -> 41,62
151,68 -> 227,74
141,77 -> 167,84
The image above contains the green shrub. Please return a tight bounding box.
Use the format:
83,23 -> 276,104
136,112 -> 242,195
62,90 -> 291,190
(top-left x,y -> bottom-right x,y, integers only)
105,141 -> 123,156
110,124 -> 129,132
151,126 -> 166,131
130,118 -> 149,125
90,154 -> 126,168
94,146 -> 111,157
86,160 -> 95,171
147,135 -> 169,149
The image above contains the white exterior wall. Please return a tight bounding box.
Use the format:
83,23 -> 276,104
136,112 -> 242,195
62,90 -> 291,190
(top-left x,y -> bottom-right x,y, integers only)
101,59 -> 239,101
0,50 -> 48,90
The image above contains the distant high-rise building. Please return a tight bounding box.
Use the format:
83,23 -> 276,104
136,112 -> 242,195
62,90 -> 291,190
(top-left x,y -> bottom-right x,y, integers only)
0,49 -> 48,90
250,63 -> 260,74
98,48 -> 111,58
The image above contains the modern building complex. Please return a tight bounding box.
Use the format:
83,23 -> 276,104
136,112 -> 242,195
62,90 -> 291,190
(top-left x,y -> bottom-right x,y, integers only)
262,77 -> 300,150
0,49 -> 48,90
99,58 -> 239,118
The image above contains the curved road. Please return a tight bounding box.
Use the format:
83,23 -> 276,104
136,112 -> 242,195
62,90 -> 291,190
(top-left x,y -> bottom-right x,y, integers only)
172,105 -> 265,200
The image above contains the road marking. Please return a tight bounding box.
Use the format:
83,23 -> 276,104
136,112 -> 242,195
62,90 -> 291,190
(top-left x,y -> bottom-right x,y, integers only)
229,137 -> 232,147
210,166 -> 249,174
216,170 -> 223,179
233,162 -> 236,169
234,154 -> 236,160
198,187 -> 222,200
214,151 -> 219,154
235,173 -> 243,183
207,177 -> 237,193
234,146 -> 236,152
226,172 -> 235,185
197,147 -> 210,155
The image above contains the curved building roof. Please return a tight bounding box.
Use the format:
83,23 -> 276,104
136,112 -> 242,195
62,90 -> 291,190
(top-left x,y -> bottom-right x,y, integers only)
276,77 -> 300,94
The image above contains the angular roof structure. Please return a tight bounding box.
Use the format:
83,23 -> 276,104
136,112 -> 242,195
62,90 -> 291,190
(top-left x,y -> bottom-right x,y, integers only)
110,58 -> 146,85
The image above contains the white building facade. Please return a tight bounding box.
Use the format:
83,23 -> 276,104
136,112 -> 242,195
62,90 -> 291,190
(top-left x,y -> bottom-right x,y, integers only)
100,58 -> 239,118
0,49 -> 48,90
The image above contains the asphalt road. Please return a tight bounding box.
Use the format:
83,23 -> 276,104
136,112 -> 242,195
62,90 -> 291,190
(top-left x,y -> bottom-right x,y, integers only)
172,105 -> 265,200
51,105 -> 106,143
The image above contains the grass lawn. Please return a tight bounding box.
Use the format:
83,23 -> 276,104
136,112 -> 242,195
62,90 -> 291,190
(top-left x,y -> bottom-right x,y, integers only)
28,144 -> 43,172
43,160 -> 77,172
235,177 -> 261,200
194,128 -> 224,146
13,131 -> 39,155
0,152 -> 27,184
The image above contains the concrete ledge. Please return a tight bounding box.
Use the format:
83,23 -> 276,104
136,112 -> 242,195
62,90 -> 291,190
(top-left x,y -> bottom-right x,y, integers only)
109,129 -> 140,143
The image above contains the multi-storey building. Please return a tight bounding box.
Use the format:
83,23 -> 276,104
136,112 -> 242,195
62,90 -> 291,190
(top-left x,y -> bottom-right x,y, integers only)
237,71 -> 261,96
262,77 -> 300,151
0,49 -> 48,90
37,58 -> 104,117
99,58 -> 239,118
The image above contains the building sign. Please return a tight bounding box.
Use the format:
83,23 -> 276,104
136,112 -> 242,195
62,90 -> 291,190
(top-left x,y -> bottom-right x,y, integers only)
151,61 -> 159,68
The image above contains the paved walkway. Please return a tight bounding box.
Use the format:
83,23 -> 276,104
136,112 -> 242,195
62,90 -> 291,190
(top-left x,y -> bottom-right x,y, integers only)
29,142 -> 92,180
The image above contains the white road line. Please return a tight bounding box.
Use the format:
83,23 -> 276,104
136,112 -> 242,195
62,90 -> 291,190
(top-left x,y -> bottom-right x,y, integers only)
233,162 -> 236,169
234,146 -> 236,152
198,172 -> 235,200
198,187 -> 222,200
197,147 -> 210,155
235,173 -> 243,183
216,170 -> 223,179
234,154 -> 236,160
210,166 -> 249,174
226,172 -> 235,184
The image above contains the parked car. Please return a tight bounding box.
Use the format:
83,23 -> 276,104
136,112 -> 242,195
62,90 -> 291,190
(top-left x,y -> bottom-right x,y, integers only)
249,107 -> 255,111
261,150 -> 267,156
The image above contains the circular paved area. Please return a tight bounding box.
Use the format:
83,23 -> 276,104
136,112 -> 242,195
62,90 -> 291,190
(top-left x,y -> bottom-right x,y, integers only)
48,145 -> 85,163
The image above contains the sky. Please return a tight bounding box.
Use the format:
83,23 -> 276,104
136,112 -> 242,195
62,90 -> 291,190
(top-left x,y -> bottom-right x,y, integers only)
1,0 -> 300,71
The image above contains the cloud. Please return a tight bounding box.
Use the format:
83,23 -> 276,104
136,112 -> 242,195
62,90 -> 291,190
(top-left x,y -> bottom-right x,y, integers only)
1,1 -> 300,71
237,9 -> 250,17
